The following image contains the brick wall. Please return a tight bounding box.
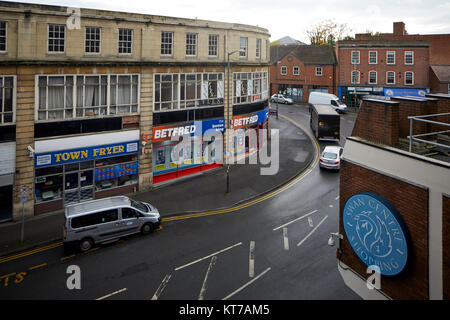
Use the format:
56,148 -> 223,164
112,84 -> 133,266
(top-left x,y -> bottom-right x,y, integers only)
390,97 -> 429,139
339,161 -> 429,299
352,99 -> 399,146
444,194 -> 450,300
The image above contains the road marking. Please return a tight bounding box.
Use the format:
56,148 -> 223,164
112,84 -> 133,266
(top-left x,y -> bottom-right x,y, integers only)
329,204 -> 334,208
222,267 -> 271,300
174,242 -> 242,271
308,217 -> 314,227
60,254 -> 76,261
28,263 -> 47,271
297,215 -> 328,247
198,256 -> 217,300
273,210 -> 318,231
283,228 -> 289,251
84,247 -> 100,254
151,274 -> 172,300
335,196 -> 340,200
249,241 -> 255,278
0,242 -> 62,264
96,288 -> 127,300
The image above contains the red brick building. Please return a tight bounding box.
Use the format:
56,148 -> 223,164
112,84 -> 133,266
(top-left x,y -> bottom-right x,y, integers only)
270,45 -> 337,103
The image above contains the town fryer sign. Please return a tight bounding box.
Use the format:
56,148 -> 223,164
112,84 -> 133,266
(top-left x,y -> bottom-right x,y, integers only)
343,192 -> 410,276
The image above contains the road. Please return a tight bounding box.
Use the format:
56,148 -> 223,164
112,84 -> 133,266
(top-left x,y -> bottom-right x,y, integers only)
0,104 -> 359,301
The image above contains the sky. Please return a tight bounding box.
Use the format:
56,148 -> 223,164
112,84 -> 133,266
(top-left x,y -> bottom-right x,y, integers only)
11,0 -> 450,43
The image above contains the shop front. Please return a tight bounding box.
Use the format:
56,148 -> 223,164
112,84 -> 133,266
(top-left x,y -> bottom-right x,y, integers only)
0,142 -> 15,222
232,108 -> 269,157
152,118 -> 225,184
34,130 -> 140,214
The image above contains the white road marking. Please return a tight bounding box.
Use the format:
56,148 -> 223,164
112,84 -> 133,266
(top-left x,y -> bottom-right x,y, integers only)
249,241 -> 255,278
273,210 -> 318,231
335,196 -> 340,200
151,274 -> 172,300
222,267 -> 271,300
329,204 -> 334,208
96,288 -> 127,300
174,242 -> 242,271
308,216 -> 313,227
297,215 -> 328,247
283,228 -> 289,251
198,256 -> 217,300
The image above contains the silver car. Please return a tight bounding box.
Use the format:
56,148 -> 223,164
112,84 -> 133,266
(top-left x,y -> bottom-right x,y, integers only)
270,94 -> 294,105
319,146 -> 343,170
63,196 -> 161,252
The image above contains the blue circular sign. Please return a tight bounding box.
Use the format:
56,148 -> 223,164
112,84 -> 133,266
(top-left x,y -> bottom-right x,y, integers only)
343,193 -> 410,276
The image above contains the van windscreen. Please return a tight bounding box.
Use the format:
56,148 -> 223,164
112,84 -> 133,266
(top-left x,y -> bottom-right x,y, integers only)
130,199 -> 149,213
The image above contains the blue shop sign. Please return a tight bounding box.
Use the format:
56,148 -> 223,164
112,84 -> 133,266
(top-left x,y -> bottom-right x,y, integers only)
383,88 -> 428,97
343,192 -> 410,276
35,140 -> 140,168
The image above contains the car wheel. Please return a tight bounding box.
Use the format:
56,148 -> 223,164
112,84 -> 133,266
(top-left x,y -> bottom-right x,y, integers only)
141,223 -> 154,235
79,238 -> 94,252
284,101 -> 288,104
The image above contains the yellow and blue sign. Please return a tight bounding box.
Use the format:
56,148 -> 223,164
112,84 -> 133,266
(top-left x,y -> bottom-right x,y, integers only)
343,192 -> 410,276
35,141 -> 139,168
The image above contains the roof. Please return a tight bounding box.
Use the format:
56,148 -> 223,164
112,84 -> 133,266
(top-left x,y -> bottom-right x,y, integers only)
270,45 -> 337,65
272,36 -> 306,46
312,104 -> 339,115
337,40 -> 429,48
430,65 -> 450,83
65,196 -> 131,217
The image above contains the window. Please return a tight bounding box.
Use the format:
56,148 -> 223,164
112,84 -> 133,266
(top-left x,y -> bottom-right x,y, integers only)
48,24 -> 65,53
161,32 -> 173,55
405,72 -> 414,85
386,71 -> 395,85
118,29 -> 133,54
0,75 -> 15,123
36,74 -> 139,121
186,33 -> 197,56
85,27 -> 101,54
94,155 -> 138,191
233,71 -> 268,104
239,37 -> 248,58
448,83 -> 450,95
293,66 -> 299,75
281,66 -> 287,75
351,70 -> 360,84
369,51 -> 377,64
368,71 -> 377,84
71,209 -> 118,229
316,67 -> 323,76
351,51 -> 360,65
256,39 -> 261,59
208,34 -> 218,57
0,21 -> 6,52
387,51 -> 395,65
405,51 -> 414,65
122,207 -> 139,219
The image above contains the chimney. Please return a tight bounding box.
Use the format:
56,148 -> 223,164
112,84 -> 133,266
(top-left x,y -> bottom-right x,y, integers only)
393,22 -> 406,36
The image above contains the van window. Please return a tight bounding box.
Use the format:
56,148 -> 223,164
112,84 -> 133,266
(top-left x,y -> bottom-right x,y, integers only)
331,100 -> 338,106
130,199 -> 149,213
71,209 -> 118,229
122,207 -> 139,219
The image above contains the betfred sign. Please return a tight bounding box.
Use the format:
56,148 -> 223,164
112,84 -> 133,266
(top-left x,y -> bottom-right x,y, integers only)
153,125 -> 196,141
232,108 -> 269,129
152,118 -> 225,143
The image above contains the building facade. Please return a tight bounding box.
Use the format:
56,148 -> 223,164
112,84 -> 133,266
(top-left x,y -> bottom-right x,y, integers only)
269,45 -> 337,102
336,40 -> 430,107
0,1 -> 270,222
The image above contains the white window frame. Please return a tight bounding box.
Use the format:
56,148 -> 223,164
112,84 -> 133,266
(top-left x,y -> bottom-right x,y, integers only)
161,31 -> 173,56
239,37 -> 248,58
404,72 -> 414,86
386,71 -> 396,85
386,51 -> 396,65
186,33 -> 197,57
233,71 -> 268,105
85,26 -> 101,55
0,75 -> 16,124
118,28 -> 133,55
369,51 -> 377,64
256,39 -> 261,59
448,83 -> 450,95
293,66 -> 299,75
208,34 -> 218,57
368,71 -> 377,84
316,67 -> 323,77
47,24 -> 65,53
405,51 -> 414,65
281,66 -> 287,75
351,70 -> 360,84
351,51 -> 360,65
0,21 -> 7,53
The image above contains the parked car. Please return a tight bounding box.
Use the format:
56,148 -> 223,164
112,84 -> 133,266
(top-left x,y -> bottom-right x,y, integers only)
308,92 -> 347,113
271,94 -> 293,105
63,196 -> 161,252
319,146 -> 343,170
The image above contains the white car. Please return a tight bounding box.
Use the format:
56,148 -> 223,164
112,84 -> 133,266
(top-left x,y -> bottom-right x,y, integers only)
270,94 -> 293,105
319,146 -> 343,170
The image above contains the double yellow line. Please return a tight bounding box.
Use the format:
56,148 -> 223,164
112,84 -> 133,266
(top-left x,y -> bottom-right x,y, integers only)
0,113 -> 319,264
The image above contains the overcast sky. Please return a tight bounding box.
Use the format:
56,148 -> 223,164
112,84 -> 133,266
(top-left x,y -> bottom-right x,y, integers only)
13,0 -> 450,43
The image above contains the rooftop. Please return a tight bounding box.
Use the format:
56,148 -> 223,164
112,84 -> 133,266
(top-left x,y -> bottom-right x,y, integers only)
270,45 -> 337,65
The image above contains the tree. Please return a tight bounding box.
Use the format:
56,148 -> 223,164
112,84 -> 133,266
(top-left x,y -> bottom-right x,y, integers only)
306,19 -> 352,46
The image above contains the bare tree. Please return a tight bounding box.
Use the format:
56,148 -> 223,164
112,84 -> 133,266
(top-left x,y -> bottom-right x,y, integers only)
306,19 -> 352,45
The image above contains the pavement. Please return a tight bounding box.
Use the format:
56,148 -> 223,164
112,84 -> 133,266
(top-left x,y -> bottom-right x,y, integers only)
0,107 -> 315,257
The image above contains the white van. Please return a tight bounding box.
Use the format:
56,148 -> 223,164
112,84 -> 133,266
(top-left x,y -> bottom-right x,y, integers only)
308,92 -> 347,113
63,196 -> 161,252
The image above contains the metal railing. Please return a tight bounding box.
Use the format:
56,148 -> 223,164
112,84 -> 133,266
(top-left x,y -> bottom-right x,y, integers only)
407,113 -> 450,153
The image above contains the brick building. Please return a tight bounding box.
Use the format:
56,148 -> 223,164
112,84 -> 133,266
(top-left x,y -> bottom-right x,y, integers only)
269,45 -> 337,103
0,1 -> 270,222
337,94 -> 450,300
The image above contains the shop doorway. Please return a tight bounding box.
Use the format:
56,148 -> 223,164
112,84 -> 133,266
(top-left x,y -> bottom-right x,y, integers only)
0,185 -> 12,222
63,162 -> 95,204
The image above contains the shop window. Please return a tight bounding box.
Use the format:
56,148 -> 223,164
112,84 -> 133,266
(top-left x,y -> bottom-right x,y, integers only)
35,168 -> 64,203
233,71 -> 268,105
0,75 -> 15,124
94,154 -> 138,190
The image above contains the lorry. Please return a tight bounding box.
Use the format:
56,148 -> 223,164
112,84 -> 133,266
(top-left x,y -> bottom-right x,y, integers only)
310,104 -> 340,141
